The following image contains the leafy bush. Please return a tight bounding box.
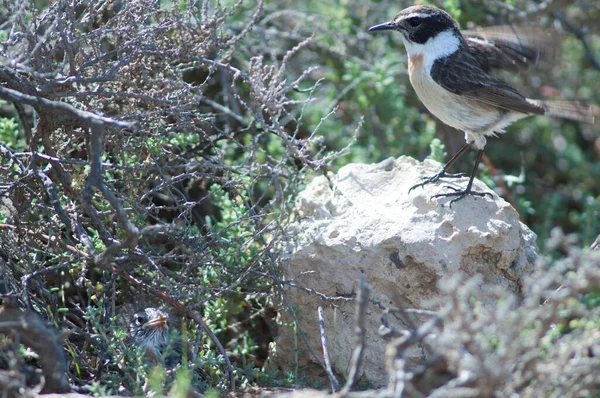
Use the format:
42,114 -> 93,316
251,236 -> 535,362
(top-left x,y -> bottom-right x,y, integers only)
0,0 -> 338,393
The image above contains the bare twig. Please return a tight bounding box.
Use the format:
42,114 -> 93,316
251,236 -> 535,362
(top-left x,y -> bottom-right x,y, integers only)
591,235 -> 600,250
0,297 -> 70,393
318,306 -> 340,392
86,121 -> 139,267
275,278 -> 328,373
385,314 -> 444,397
341,279 -> 371,394
0,86 -> 133,129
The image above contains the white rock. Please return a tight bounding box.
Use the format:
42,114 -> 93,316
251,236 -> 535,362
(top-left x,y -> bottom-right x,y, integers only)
267,156 -> 537,387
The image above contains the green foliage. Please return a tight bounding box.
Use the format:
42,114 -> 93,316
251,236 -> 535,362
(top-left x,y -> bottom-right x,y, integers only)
426,138 -> 447,164
0,116 -> 24,151
440,0 -> 463,22
83,304 -> 147,395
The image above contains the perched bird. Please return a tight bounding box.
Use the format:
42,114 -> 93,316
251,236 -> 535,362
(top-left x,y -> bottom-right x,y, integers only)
369,6 -> 597,205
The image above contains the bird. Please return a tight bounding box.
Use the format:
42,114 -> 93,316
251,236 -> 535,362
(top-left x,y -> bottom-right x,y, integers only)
128,307 -> 181,368
369,6 -> 598,206
127,307 -> 211,394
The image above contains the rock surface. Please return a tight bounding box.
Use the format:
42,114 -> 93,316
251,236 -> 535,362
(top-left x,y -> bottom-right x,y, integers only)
267,156 -> 537,387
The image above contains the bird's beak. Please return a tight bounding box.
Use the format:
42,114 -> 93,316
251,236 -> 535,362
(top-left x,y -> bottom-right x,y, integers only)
143,316 -> 168,329
368,22 -> 397,32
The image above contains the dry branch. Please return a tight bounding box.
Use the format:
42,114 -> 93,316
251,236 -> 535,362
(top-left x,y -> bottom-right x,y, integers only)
0,297 -> 70,394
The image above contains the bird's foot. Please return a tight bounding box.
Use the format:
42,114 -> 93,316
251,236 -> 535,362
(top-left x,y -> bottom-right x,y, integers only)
409,169 -> 468,192
431,185 -> 493,208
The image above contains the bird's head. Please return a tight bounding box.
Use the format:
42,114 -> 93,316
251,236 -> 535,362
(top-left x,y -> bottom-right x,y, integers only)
369,6 -> 462,54
129,307 -> 170,354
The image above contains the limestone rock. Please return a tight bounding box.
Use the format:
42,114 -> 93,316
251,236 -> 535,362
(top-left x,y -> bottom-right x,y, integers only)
267,156 -> 537,387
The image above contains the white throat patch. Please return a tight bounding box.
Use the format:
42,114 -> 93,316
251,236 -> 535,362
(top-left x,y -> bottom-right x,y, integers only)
401,29 -> 460,75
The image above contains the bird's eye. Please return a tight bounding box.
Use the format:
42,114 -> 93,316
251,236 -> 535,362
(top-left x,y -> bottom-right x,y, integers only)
407,17 -> 422,27
136,316 -> 145,324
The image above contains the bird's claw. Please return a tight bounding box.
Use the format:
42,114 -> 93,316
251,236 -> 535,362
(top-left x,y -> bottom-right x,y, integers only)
409,170 -> 467,192
431,185 -> 493,207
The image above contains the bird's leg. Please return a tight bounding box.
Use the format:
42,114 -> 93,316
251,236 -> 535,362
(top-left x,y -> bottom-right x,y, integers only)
409,141 -> 472,192
431,149 -> 493,207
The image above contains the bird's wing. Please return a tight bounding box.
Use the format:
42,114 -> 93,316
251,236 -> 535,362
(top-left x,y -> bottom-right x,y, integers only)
463,26 -> 558,73
431,50 -> 545,115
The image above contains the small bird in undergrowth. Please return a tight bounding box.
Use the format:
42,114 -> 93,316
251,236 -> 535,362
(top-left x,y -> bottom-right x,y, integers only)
126,307 -> 213,395
128,307 -> 182,368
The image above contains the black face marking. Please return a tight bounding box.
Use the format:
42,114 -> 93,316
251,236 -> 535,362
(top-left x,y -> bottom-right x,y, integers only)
404,12 -> 458,44
406,16 -> 422,28
386,6 -> 460,45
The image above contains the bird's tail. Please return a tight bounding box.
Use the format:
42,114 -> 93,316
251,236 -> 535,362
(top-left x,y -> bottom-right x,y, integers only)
528,99 -> 599,124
